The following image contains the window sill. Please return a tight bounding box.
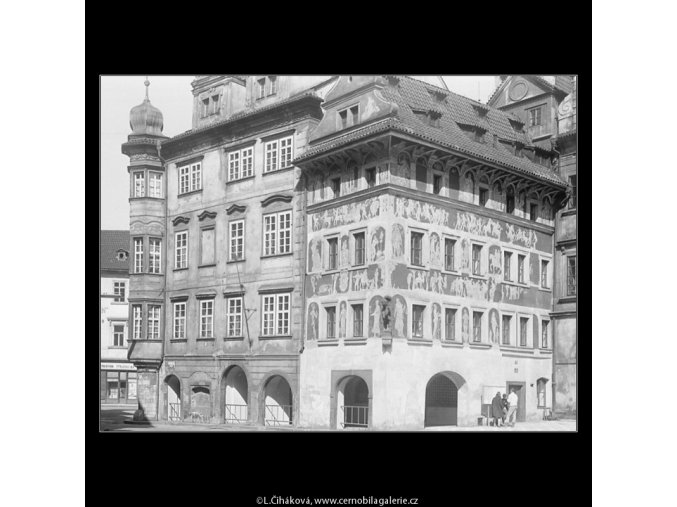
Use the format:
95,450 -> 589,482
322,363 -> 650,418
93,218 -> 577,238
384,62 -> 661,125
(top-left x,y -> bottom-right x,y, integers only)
539,348 -> 552,353
538,286 -> 552,293
408,338 -> 432,346
198,264 -> 216,269
261,252 -> 293,259
441,340 -> 463,348
177,189 -> 203,198
317,339 -> 339,347
442,268 -> 458,275
129,196 -> 164,202
110,302 -> 127,305
344,338 -> 367,345
223,336 -> 245,341
131,272 -> 163,276
503,280 -> 528,288
262,165 -> 295,177
558,296 -> 577,303
197,338 -> 215,342
469,274 -> 487,281
561,208 -> 577,217
259,335 -> 292,340
173,267 -> 188,272
500,346 -> 535,355
227,258 -> 245,264
108,346 -> 128,350
226,175 -> 255,186
170,339 -> 187,343
469,342 -> 492,349
408,264 -> 426,270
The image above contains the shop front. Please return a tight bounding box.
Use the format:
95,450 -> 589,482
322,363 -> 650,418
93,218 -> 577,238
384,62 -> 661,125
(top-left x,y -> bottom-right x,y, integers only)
100,362 -> 138,405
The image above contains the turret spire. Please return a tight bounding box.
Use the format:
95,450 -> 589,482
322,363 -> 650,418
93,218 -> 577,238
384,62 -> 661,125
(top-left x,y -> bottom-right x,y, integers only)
144,76 -> 150,101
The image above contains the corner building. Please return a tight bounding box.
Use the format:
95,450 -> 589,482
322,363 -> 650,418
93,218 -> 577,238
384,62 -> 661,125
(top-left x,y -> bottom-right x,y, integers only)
123,76 -> 335,425
295,76 -> 571,429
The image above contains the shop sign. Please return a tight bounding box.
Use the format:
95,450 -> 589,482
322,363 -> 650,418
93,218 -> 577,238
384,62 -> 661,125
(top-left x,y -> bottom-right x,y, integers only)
101,362 -> 137,371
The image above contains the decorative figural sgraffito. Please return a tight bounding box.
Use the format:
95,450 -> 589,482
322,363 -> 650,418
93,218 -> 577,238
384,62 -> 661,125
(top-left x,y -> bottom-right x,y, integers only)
430,233 -> 441,266
392,295 -> 407,338
307,303 -> 319,341
489,308 -> 500,344
461,307 -> 470,343
392,223 -> 405,259
432,303 -> 441,341
370,226 -> 385,262
339,301 -> 347,338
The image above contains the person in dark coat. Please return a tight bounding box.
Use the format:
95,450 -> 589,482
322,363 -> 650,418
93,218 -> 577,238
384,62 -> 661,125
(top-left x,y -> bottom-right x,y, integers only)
501,393 -> 509,425
491,392 -> 504,427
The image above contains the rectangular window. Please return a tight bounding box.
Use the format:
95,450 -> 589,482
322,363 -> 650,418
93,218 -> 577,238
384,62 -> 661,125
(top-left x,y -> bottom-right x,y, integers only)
352,304 -> 363,337
473,311 -> 482,342
569,175 -> 577,209
331,177 -> 341,198
472,244 -> 482,275
567,256 -> 577,296
263,211 -> 291,256
226,297 -> 243,337
261,293 -> 291,336
433,175 -> 442,195
200,227 -> 215,266
113,324 -> 125,347
179,165 -> 190,195
520,317 -> 528,347
502,315 -> 511,345
265,140 -> 278,173
132,305 -> 142,340
133,238 -> 143,273
328,238 -> 338,270
366,168 -> 376,188
541,320 -> 549,348
326,307 -> 336,339
200,300 -> 214,338
529,107 -> 542,127
175,231 -> 188,269
411,232 -> 423,266
149,172 -> 162,198
354,232 -> 365,266
258,78 -> 266,99
530,203 -> 538,221
173,302 -> 186,340
241,147 -> 253,178
149,238 -> 161,274
269,76 -> 277,95
113,281 -> 126,303
201,98 -> 210,117
504,251 -> 512,281
518,254 -> 525,283
229,220 -> 244,261
445,238 -> 456,271
412,305 -> 425,338
133,172 -> 145,197
445,308 -> 456,341
350,105 -> 359,125
210,95 -> 220,115
479,188 -> 488,207
264,136 -> 293,173
228,150 -> 240,181
279,137 -> 293,169
190,163 -> 201,192
541,259 -> 549,288
147,305 -> 160,340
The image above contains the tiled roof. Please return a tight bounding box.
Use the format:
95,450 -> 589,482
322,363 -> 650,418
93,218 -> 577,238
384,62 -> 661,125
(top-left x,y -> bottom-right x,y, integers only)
297,76 -> 566,186
164,91 -> 323,144
101,230 -> 129,272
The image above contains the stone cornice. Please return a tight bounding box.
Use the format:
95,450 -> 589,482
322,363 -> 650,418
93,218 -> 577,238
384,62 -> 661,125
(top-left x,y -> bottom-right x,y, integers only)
172,216 -> 190,226
198,210 -> 217,221
226,204 -> 247,215
261,193 -> 293,208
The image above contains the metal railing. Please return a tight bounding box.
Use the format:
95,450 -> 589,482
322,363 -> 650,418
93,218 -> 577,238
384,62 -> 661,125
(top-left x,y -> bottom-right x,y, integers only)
265,404 -> 292,426
224,403 -> 248,424
341,405 -> 369,428
169,403 -> 181,422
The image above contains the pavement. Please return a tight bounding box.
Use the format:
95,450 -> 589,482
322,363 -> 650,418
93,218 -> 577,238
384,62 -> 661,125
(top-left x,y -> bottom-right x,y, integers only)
100,406 -> 576,432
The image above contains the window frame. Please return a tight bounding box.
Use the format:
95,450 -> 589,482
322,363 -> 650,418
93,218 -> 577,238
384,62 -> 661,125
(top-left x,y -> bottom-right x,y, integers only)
325,305 -> 337,339
541,318 -> 550,349
472,310 -> 484,343
229,219 -> 245,262
412,304 -> 425,339
351,303 -> 364,338
410,231 -> 424,267
261,293 -> 291,337
327,236 -> 339,271
519,315 -> 530,347
226,296 -> 243,338
112,323 -> 126,347
540,257 -> 551,289
264,135 -> 294,173
132,304 -> 143,340
501,313 -> 513,346
517,253 -> 526,284
503,250 -> 513,282
528,105 -> 544,127
178,162 -> 202,195
133,238 -> 144,274
568,174 -> 577,209
433,172 -> 443,195
148,237 -> 161,274
199,299 -> 214,338
174,230 -> 188,269
444,306 -> 458,342
478,186 -> 489,207
133,171 -> 146,198
471,242 -> 485,277
147,304 -> 161,340
262,210 -> 292,257
337,103 -> 360,130
352,230 -> 366,267
173,302 -> 186,340
113,281 -> 126,303
227,145 -> 254,182
567,255 -> 577,296
148,171 -> 163,198
443,235 -> 458,273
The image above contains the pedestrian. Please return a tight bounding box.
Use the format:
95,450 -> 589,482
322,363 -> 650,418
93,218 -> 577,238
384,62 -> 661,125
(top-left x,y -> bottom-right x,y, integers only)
501,393 -> 509,426
491,391 -> 503,427
506,389 -> 519,426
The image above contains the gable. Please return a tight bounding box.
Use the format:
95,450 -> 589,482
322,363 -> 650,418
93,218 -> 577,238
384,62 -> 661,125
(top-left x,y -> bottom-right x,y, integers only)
488,76 -> 552,109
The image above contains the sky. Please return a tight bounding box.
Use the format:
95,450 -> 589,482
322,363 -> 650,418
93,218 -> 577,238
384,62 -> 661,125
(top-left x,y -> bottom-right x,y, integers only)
100,75 -> 499,230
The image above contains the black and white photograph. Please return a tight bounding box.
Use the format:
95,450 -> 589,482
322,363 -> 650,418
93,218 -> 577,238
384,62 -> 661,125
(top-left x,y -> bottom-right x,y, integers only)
99,75 -> 578,432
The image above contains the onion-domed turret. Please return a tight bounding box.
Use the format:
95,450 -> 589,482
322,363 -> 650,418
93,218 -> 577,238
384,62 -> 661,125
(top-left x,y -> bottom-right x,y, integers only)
129,77 -> 164,136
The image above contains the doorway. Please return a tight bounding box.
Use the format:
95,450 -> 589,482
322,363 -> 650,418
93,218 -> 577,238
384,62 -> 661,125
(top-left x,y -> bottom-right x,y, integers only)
336,376 -> 369,429
506,382 -> 526,422
425,374 -> 459,426
165,375 -> 181,422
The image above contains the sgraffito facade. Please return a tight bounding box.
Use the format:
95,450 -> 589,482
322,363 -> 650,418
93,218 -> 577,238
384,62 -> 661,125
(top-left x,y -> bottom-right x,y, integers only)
296,76 -> 570,429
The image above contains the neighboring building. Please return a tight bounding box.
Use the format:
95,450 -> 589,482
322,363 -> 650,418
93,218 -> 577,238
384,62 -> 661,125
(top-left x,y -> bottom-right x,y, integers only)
295,76 -> 570,429
488,75 -> 577,418
122,76 -> 336,424
100,230 -> 137,405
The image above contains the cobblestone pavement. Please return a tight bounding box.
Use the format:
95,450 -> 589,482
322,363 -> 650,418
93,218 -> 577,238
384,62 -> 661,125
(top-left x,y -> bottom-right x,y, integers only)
100,406 -> 575,432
